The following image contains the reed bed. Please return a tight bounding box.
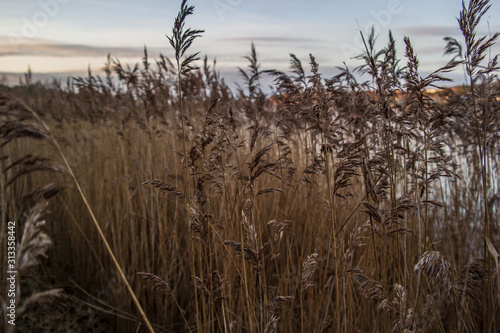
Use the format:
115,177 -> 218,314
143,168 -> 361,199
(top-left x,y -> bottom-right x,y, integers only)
1,0 -> 499,331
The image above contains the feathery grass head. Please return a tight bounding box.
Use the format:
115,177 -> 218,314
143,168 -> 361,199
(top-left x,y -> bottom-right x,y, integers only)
414,251 -> 453,295
143,179 -> 186,198
301,253 -> 319,291
349,267 -> 385,302
391,284 -> 415,333
17,200 -> 52,271
238,42 -> 266,98
167,0 -> 204,75
138,272 -> 172,295
264,314 -> 280,333
13,201 -> 62,320
458,0 -> 499,77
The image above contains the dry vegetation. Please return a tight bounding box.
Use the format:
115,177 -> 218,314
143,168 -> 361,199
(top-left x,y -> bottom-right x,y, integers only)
1,0 -> 500,332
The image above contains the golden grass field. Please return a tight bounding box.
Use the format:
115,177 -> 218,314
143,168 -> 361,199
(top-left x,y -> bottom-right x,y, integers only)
1,0 -> 499,332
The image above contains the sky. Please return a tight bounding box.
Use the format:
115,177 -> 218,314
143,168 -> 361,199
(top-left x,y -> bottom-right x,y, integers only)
1,0 -> 499,88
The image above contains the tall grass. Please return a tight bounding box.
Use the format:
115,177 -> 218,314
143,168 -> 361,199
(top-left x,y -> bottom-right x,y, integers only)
1,0 -> 499,332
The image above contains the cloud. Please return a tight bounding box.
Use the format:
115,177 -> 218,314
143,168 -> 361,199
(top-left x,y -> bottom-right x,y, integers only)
400,24 -> 500,38
0,35 -> 163,58
0,71 -> 88,86
218,36 -> 325,44
400,26 -> 460,38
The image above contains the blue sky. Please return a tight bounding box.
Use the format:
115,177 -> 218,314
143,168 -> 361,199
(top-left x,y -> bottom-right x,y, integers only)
1,0 -> 499,86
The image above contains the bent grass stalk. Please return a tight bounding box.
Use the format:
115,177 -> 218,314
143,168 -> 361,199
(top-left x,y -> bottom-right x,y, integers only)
1,0 -> 499,331
12,98 -> 156,333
